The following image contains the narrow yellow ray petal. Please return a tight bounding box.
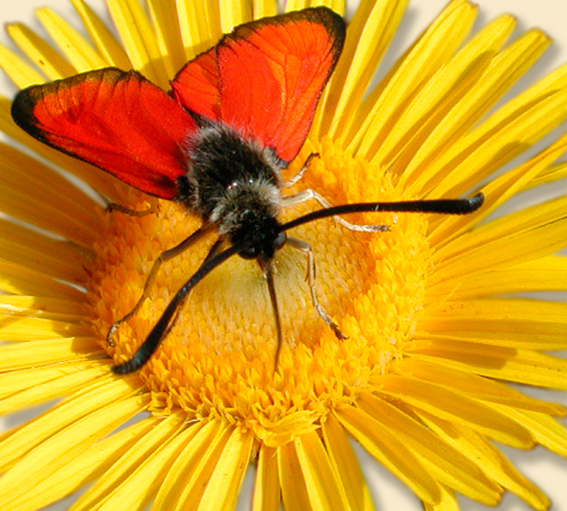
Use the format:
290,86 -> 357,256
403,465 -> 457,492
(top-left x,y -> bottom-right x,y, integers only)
0,366 -> 107,414
431,89 -> 567,198
0,338 -> 100,380
147,0 -> 186,77
493,408 -> 567,457
352,0 -> 477,159
0,393 -> 148,507
429,129 -> 567,248
397,359 -> 565,416
424,486 -> 459,511
321,415 -> 375,511
83,418 -> 194,511
173,422 -> 235,509
175,0 -> 221,59
0,262 -> 85,300
408,56 -> 567,196
95,430 -> 196,511
5,418 -> 156,511
36,8 -> 107,72
429,198 -> 567,286
252,0 -> 277,19
524,162 -> 567,190
356,392 -> 505,503
198,427 -> 254,510
0,143 -> 102,246
410,342 -> 567,390
404,28 -> 550,192
429,255 -> 566,300
11,418 -> 156,511
0,296 -> 83,319
106,0 -> 168,87
420,299 -> 567,350
69,0 -> 131,69
419,413 -> 549,511
0,43 -> 44,88
0,364 -> 81,400
0,376 -> 145,471
317,0 -> 408,138
0,221 -> 86,284
372,14 -> 517,171
67,414 -> 185,511
278,440 -> 314,511
284,0 -> 307,13
295,430 -> 351,510
153,420 -> 219,510
220,0 -> 253,33
0,178 -> 99,246
374,376 -> 532,448
6,23 -> 75,80
0,317 -> 89,341
335,405 -> 442,505
252,444 -> 280,511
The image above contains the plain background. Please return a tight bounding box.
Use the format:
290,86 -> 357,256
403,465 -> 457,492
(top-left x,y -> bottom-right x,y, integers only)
0,0 -> 565,510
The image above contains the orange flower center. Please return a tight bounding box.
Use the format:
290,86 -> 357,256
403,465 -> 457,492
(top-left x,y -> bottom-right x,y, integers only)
86,138 -> 430,445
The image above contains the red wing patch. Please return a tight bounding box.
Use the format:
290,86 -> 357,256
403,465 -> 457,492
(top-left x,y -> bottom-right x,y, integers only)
12,68 -> 198,199
172,7 -> 345,163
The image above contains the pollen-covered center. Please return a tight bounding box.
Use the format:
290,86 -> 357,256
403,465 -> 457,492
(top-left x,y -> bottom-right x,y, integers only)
86,139 -> 430,439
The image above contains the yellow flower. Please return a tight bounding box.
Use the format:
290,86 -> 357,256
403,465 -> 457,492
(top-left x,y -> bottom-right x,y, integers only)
0,0 -> 566,510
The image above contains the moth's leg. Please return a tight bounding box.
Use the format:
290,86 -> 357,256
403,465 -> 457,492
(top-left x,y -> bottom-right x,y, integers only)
107,226 -> 211,346
282,152 -> 319,188
282,188 -> 390,233
286,237 -> 347,340
106,200 -> 159,216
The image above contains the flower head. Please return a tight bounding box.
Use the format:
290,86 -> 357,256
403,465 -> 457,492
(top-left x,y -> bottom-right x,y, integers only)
0,0 -> 566,510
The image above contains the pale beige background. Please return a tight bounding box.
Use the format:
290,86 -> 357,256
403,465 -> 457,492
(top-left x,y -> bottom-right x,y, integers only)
0,0 -> 565,510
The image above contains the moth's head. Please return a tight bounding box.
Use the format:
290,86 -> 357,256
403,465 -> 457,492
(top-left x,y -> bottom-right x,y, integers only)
230,211 -> 286,261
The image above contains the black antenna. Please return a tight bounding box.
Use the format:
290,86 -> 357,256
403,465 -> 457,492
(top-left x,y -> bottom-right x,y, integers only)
112,244 -> 241,374
263,262 -> 282,373
280,193 -> 484,232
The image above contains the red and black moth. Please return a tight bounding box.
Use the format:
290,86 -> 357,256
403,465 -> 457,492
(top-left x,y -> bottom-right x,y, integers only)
11,7 -> 484,374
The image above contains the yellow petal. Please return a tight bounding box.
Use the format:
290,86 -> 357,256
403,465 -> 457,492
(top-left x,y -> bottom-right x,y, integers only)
71,414 -> 186,511
357,392 -> 504,503
0,392 -> 147,507
404,28 -> 550,192
430,255 -> 566,300
147,0 -> 186,76
6,23 -> 75,80
278,439 -> 313,511
336,404 -> 442,505
5,418 -> 156,511
69,0 -> 131,68
420,299 -> 567,350
0,365 -> 107,414
294,430 -> 351,510
198,427 -> 254,510
252,444 -> 280,511
352,0 -> 478,158
0,43 -> 44,88
220,0 -> 253,32
410,342 -> 567,389
106,0 -> 168,86
36,8 -> 107,71
321,415 -> 376,511
318,0 -> 409,138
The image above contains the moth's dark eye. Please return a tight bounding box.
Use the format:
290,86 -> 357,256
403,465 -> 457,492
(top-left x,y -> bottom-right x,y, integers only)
274,231 -> 286,249
239,245 -> 260,260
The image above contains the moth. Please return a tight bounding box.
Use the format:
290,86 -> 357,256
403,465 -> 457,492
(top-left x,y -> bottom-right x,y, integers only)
11,7 -> 483,373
